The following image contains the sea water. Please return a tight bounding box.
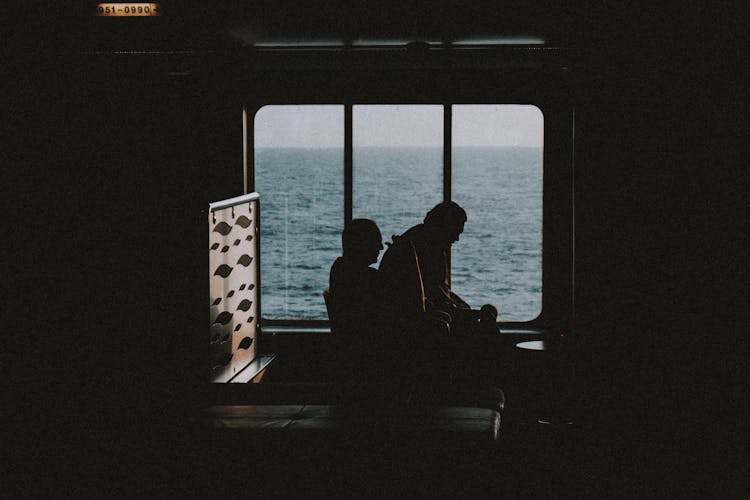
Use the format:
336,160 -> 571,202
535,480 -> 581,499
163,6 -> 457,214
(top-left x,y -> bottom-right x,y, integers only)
256,146 -> 542,322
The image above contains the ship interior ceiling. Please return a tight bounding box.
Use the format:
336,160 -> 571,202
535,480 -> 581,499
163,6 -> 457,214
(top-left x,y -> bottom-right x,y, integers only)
10,1 -> 744,496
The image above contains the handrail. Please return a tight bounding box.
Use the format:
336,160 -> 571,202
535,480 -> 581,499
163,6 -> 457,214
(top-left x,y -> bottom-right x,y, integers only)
209,192 -> 259,212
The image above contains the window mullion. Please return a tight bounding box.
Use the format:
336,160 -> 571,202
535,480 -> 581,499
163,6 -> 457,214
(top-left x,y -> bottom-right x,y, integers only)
444,104 -> 452,285
444,103 -> 451,202
243,105 -> 252,194
344,103 -> 353,224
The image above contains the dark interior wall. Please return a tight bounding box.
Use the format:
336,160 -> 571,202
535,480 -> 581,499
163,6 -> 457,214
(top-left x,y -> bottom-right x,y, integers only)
569,6 -> 744,479
10,49 -> 247,477
62,59 -> 246,405
9,1 -> 743,492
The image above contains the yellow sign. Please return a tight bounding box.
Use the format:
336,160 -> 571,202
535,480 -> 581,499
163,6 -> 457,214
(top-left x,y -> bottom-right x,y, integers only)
96,3 -> 161,17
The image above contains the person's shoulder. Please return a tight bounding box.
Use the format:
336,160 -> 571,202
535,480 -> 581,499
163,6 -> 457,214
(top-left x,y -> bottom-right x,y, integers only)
330,256 -> 344,275
385,224 -> 421,250
401,224 -> 423,239
329,256 -> 345,286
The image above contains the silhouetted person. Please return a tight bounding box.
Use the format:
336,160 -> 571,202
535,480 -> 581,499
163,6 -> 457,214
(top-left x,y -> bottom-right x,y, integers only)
379,201 -> 498,337
378,202 -> 502,408
327,219 -> 397,407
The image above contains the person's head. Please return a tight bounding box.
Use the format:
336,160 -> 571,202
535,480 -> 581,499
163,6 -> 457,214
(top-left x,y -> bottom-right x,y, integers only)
342,218 -> 383,265
423,201 -> 467,247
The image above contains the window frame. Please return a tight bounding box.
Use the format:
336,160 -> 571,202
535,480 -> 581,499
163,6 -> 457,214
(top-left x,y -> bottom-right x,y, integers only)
244,92 -> 573,333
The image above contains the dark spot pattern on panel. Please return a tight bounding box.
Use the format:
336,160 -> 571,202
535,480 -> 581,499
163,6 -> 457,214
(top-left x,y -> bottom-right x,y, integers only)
213,221 -> 232,235
235,215 -> 252,228
208,197 -> 259,381
213,311 -> 233,325
214,264 -> 233,277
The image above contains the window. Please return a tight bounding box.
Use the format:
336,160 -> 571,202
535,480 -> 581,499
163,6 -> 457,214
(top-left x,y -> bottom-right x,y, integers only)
452,105 -> 543,321
252,104 -> 545,324
254,105 -> 344,320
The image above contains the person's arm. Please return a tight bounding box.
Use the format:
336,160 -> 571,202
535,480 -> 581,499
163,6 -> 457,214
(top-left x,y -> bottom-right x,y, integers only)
448,290 -> 471,309
437,251 -> 469,309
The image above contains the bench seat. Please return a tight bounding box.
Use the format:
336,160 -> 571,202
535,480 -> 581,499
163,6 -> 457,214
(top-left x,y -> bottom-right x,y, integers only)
213,381 -> 505,414
200,404 -> 501,444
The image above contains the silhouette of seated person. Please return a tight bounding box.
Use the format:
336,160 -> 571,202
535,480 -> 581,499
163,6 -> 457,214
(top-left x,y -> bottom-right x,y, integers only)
328,219 -> 396,408
378,201 -> 499,338
377,202 -> 501,407
329,218 -> 384,329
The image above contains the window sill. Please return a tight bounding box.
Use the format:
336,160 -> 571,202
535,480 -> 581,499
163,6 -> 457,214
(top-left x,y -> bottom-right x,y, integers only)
261,325 -> 333,335
260,325 -> 545,336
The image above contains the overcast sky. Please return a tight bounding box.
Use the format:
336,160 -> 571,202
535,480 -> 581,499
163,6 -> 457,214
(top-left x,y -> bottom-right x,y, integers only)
254,104 -> 543,148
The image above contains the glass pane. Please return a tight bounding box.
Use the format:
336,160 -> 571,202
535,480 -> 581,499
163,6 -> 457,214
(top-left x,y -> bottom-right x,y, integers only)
255,105 -> 344,319
452,105 -> 543,321
353,105 -> 443,264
